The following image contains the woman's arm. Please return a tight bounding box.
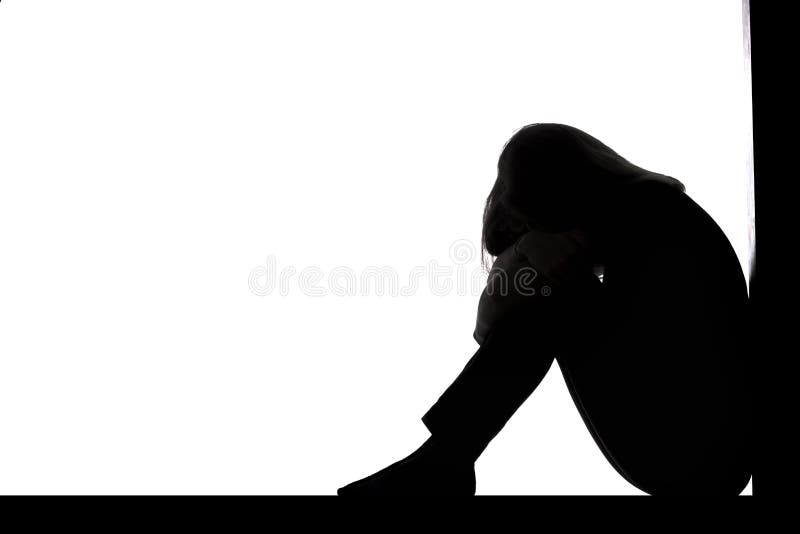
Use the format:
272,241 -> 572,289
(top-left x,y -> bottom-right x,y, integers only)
473,227 -> 599,345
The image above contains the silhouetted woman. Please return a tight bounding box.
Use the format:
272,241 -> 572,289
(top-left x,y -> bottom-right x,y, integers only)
338,123 -> 753,496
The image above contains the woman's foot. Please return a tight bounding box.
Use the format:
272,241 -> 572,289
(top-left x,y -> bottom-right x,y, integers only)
337,434 -> 476,496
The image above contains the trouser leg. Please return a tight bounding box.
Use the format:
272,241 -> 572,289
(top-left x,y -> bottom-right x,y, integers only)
420,273 -> 602,463
420,305 -> 563,462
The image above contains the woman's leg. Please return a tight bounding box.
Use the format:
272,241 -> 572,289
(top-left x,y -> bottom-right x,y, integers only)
557,334 -> 752,495
337,289 -> 570,495
423,266 -> 753,496
342,267 -> 752,495
552,263 -> 754,496
420,305 -> 561,463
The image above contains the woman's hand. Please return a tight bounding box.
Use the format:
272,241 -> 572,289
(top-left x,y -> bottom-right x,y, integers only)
473,227 -> 598,345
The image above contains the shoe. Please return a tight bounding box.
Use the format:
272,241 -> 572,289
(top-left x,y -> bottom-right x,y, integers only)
337,435 -> 476,496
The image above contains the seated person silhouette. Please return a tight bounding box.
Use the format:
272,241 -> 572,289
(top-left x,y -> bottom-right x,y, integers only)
337,123 -> 753,496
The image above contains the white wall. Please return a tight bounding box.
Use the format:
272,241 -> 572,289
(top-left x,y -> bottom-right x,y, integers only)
0,0 -> 752,494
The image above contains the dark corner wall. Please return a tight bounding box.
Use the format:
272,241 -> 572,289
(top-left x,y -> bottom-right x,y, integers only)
746,0 -> 785,497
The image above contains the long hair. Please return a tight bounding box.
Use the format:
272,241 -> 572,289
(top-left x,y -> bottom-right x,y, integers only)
481,123 -> 685,270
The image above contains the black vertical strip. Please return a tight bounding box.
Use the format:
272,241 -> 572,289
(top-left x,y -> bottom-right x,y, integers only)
747,0 -> 783,497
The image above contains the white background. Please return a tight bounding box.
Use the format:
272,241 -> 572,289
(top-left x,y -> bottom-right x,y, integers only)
0,0 -> 752,494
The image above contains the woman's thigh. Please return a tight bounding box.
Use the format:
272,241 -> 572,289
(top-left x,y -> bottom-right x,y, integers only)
554,279 -> 753,495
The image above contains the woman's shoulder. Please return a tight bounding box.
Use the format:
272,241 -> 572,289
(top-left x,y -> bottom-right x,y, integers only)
611,179 -> 719,241
619,178 -> 690,214
605,180 -> 747,296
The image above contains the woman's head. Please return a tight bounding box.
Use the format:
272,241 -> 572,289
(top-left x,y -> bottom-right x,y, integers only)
481,123 -> 685,267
